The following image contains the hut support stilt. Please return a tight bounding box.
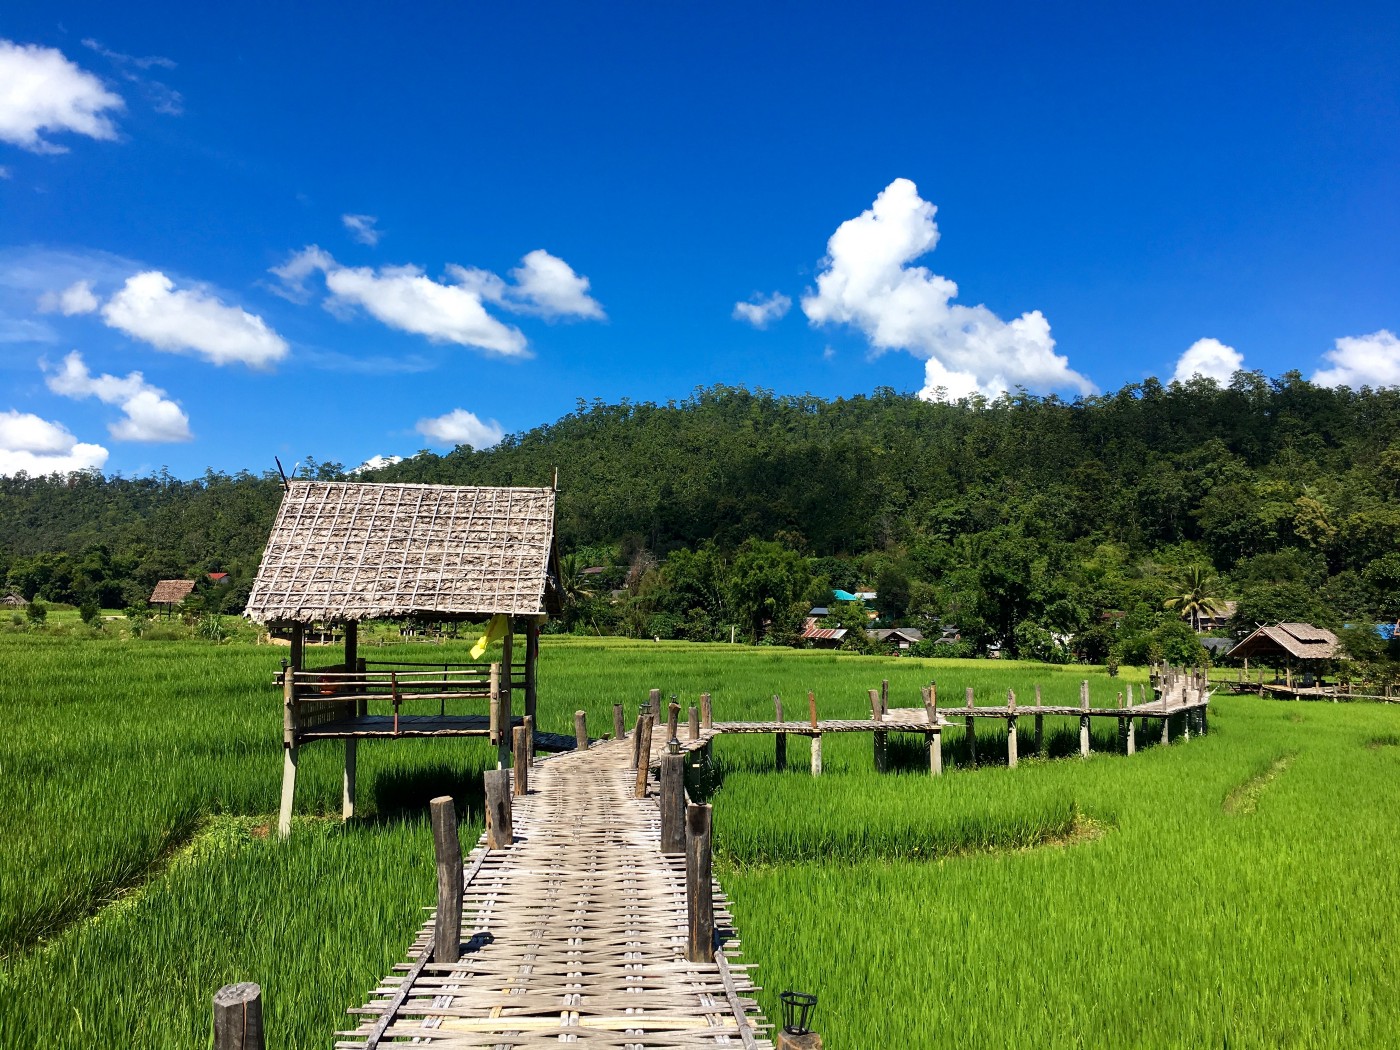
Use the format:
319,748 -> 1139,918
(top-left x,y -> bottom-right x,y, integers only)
342,739 -> 356,820
278,745 -> 298,839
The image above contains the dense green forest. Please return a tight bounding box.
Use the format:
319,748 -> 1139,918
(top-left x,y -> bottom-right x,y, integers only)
4,375 -> 1399,664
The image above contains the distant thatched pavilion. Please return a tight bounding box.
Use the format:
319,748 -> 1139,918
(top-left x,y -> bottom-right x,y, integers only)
149,578 -> 195,617
245,480 -> 560,836
1227,622 -> 1341,685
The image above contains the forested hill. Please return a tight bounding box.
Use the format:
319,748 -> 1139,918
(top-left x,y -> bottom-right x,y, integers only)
4,377 -> 1400,659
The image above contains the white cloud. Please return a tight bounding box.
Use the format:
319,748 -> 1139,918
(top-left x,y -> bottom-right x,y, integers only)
102,271 -> 288,367
273,247 -> 528,355
415,408 -> 505,449
342,213 -> 381,246
505,250 -> 605,320
1312,330 -> 1400,389
733,292 -> 791,329
0,40 -> 123,153
801,178 -> 1095,403
38,279 -> 99,316
0,408 -> 108,475
352,453 -> 403,474
44,350 -> 191,442
1172,337 -> 1243,385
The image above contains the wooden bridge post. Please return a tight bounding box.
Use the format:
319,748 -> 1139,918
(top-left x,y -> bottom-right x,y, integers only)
869,689 -> 886,772
524,616 -> 540,721
213,982 -> 265,1050
498,639 -> 513,770
688,704 -> 700,741
1006,688 -> 1018,768
634,717 -> 655,799
777,1030 -> 823,1050
575,710 -> 589,752
660,753 -> 686,855
923,686 -> 942,776
774,695 -> 787,771
513,726 -> 530,796
667,701 -> 680,744
701,692 -> 713,729
430,796 -> 463,964
613,703 -> 627,741
1126,687 -> 1137,755
342,739 -> 357,822
880,679 -> 889,715
649,688 -> 662,722
484,769 -> 513,848
523,714 -> 536,768
810,733 -> 823,776
1117,691 -> 1127,754
965,686 -> 977,769
1079,680 -> 1091,758
685,803 -> 714,963
630,711 -> 646,770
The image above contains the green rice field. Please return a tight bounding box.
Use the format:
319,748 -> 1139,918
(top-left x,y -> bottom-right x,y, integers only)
1,631 -> 1397,1048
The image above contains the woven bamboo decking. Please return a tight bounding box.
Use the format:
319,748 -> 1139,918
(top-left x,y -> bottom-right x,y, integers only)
338,737 -> 772,1049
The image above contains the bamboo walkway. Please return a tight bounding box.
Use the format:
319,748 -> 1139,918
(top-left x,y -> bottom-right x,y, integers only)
338,737 -> 773,1049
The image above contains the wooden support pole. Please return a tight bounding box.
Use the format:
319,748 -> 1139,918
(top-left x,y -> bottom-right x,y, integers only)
489,664 -> 501,742
498,636 -> 513,770
777,1030 -> 823,1050
634,716 -> 654,799
483,768 -> 513,848
523,714 -> 536,768
213,983 -> 265,1050
1117,691 -> 1127,754
1035,683 -> 1045,758
688,704 -> 700,741
660,753 -> 686,855
343,620 -> 359,718
649,688 -> 662,722
613,703 -> 627,741
1126,712 -> 1136,755
574,710 -> 589,752
869,688 -> 886,772
1007,688 -> 1018,768
685,803 -> 714,963
774,694 -> 786,771
288,622 -> 304,673
667,701 -> 680,744
1161,713 -> 1170,745
701,692 -> 713,729
524,617 -> 540,721
1079,679 -> 1091,757
277,743 -> 298,839
342,739 -> 356,821
630,713 -> 646,770
512,726 -> 529,796
808,690 -> 818,730
880,678 -> 889,715
429,795 -> 463,964
810,733 -> 823,776
923,686 -> 942,777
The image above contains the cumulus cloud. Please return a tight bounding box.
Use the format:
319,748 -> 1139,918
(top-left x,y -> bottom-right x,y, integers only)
0,408 -> 108,475
1312,330 -> 1400,389
1172,337 -> 1243,385
415,408 -> 505,449
801,178 -> 1094,402
342,213 -> 381,246
504,250 -> 605,320
38,280 -> 99,316
102,271 -> 288,367
0,40 -> 123,153
44,350 -> 191,442
733,292 -> 791,329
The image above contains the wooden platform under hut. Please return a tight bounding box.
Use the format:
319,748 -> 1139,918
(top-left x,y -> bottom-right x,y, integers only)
244,480 -> 562,836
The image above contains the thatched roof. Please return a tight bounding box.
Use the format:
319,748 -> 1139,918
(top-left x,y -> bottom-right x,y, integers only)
244,481 -> 557,624
150,579 -> 196,604
1229,622 -> 1340,662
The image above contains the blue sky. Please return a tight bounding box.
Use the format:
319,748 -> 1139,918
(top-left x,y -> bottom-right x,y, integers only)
1,2 -> 1397,478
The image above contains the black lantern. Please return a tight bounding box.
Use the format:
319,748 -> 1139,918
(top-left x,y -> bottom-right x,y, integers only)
780,990 -> 817,1035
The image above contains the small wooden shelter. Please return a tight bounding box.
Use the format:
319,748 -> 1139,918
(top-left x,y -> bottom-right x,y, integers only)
245,480 -> 560,836
1227,622 -> 1340,684
149,579 -> 195,617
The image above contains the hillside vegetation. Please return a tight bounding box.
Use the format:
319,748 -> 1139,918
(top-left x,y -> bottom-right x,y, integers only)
4,377 -> 1399,660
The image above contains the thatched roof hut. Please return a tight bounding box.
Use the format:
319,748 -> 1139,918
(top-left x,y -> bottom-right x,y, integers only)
1228,622 -> 1340,664
150,579 -> 196,604
245,480 -> 559,625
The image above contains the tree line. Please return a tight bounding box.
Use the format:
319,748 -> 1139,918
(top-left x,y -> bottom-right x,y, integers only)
3,375 -> 1399,664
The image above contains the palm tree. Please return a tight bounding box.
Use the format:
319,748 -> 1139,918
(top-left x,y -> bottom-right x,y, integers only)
556,553 -> 595,631
1164,566 -> 1227,632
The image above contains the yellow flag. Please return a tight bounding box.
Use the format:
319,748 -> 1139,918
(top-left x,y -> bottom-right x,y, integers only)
470,614 -> 509,660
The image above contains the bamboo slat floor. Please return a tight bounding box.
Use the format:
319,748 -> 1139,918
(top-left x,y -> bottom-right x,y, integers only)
337,737 -> 773,1049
